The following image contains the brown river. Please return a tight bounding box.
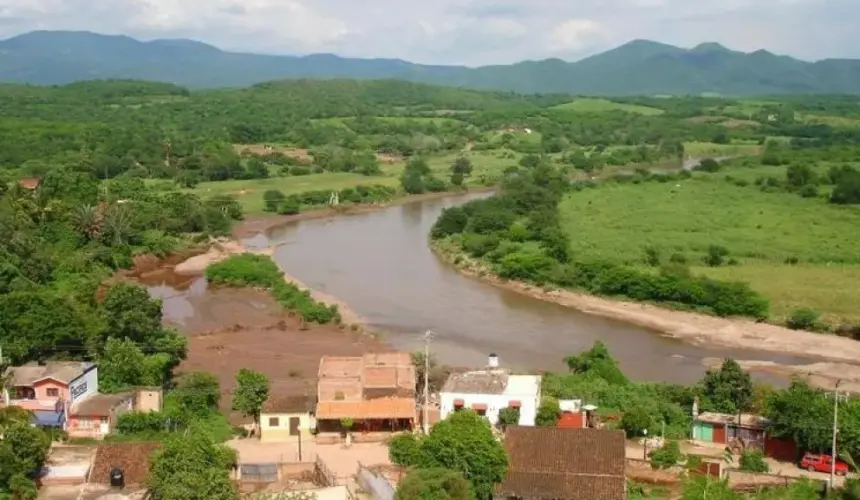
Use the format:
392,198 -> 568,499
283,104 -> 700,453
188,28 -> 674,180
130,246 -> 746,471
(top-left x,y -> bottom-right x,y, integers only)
209,191 -> 817,385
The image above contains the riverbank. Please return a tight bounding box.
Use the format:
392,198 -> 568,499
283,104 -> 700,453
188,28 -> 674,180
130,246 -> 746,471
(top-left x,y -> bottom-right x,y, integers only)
232,187 -> 494,239
431,239 -> 860,376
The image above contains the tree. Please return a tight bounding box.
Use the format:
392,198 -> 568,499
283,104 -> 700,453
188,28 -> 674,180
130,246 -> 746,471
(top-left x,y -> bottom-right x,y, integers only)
148,432 -> 238,500
100,283 -> 164,346
764,380 -> 832,453
563,341 -> 628,385
498,407 -> 520,427
450,156 -> 473,186
232,368 -> 270,428
171,372 -> 221,418
649,440 -> 682,469
786,164 -> 817,190
418,410 -> 508,500
389,433 -> 422,466
99,337 -> 146,392
831,168 -> 860,205
535,397 -> 560,427
700,358 -> 752,415
620,407 -> 653,437
395,468 -> 473,500
0,424 -> 51,491
703,245 -> 729,267
0,407 -> 32,434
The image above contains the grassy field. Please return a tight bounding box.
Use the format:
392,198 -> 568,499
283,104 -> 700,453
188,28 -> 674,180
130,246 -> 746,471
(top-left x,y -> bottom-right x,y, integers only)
551,98 -> 663,115
683,141 -> 761,157
189,150 -> 519,213
559,174 -> 860,323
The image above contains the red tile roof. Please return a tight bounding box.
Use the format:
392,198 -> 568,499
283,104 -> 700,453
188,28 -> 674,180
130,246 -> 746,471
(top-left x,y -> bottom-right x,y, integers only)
496,427 -> 626,500
316,398 -> 416,420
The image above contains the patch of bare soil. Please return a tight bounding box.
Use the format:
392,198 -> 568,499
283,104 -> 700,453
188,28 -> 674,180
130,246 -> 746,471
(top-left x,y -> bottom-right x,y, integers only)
432,243 -> 860,376
176,287 -> 387,422
233,144 -> 313,162
720,119 -> 760,128
708,358 -> 860,392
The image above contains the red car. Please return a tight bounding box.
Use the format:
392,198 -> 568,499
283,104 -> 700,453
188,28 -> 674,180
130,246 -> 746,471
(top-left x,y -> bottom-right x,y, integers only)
800,453 -> 849,475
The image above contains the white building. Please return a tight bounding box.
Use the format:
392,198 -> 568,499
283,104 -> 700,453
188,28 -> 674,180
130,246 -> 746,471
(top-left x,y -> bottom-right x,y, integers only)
439,354 -> 541,426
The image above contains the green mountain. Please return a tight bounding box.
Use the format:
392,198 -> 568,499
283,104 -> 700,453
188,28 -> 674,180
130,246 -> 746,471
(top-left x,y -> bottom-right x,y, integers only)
2,31 -> 859,95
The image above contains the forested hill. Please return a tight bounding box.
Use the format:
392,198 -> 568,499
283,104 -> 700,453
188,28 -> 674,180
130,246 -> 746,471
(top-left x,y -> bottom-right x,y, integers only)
2,31 -> 860,95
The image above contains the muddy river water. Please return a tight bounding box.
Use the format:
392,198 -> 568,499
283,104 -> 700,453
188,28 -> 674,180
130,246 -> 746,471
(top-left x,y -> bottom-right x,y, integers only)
225,191 -> 817,385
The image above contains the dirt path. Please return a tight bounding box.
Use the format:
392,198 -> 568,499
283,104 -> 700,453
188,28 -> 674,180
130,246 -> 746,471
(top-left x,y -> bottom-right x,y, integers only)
432,243 -> 860,385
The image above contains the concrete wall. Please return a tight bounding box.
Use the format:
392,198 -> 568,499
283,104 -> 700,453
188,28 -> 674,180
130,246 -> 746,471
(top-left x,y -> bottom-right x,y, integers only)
356,464 -> 394,500
439,392 -> 538,426
134,389 -> 162,412
260,411 -> 314,442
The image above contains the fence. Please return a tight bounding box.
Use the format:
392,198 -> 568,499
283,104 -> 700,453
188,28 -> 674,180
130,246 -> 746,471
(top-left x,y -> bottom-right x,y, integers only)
314,457 -> 339,487
355,462 -> 395,500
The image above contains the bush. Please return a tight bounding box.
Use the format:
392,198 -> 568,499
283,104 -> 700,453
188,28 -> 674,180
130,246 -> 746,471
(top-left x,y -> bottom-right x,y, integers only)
279,197 -> 301,215
263,190 -> 286,212
431,207 -> 468,239
206,254 -> 339,324
787,307 -> 821,331
695,158 -> 721,173
739,450 -> 769,473
497,407 -> 520,427
703,245 -> 729,267
649,441 -> 682,470
388,433 -> 422,466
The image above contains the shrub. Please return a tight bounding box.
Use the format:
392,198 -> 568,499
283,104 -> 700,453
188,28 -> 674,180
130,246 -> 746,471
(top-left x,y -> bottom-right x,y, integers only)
431,207 -> 468,239
389,433 -> 422,466
669,253 -> 687,264
206,254 -> 339,324
643,246 -> 661,267
649,441 -> 682,470
739,450 -> 769,473
279,197 -> 301,215
695,158 -> 721,173
787,307 -> 821,331
703,245 -> 729,267
263,190 -> 286,212
497,407 -> 521,427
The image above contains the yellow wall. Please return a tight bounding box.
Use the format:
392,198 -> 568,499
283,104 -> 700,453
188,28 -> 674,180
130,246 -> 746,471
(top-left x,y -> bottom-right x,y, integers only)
260,411 -> 314,442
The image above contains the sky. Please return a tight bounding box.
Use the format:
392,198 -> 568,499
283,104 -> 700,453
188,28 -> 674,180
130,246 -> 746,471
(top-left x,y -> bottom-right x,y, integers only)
0,0 -> 856,66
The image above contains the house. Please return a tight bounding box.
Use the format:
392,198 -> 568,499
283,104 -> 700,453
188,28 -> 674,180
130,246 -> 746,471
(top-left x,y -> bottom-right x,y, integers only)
315,352 -> 416,433
17,178 -> 40,190
439,354 -> 540,426
693,411 -> 797,460
67,393 -> 134,439
693,412 -> 770,449
495,427 -> 627,500
2,362 -> 99,428
260,394 -> 316,443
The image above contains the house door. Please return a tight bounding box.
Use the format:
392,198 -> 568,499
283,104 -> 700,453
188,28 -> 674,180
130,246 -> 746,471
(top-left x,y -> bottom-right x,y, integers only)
695,423 -> 714,441
99,417 -> 110,436
289,417 -> 300,436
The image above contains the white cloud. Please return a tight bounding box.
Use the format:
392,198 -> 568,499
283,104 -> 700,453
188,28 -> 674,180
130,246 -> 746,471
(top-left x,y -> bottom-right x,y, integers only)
0,0 -> 855,65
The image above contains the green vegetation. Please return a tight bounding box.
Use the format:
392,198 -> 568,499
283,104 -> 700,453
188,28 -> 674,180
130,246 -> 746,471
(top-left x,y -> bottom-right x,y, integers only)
6,31 -> 860,95
551,98 -> 664,115
206,253 -> 340,324
390,410 -> 507,500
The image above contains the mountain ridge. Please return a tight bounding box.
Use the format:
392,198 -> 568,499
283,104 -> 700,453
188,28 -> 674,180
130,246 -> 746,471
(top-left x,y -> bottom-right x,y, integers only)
1,30 -> 859,95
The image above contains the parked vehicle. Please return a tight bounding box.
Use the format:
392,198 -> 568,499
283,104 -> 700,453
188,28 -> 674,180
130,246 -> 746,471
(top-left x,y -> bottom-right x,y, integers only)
800,453 -> 849,475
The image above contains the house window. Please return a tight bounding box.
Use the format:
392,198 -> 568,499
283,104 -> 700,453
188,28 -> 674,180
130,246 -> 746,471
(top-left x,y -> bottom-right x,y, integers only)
47,388 -> 59,397
268,417 -> 280,427
78,418 -> 92,429
100,417 -> 109,425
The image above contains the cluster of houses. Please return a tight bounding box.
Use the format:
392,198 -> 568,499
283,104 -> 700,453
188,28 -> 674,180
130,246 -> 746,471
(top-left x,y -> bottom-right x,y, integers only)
1,361 -> 161,439
2,352 -> 804,500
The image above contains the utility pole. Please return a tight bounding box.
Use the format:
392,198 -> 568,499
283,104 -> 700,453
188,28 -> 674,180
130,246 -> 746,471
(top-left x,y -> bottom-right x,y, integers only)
422,330 -> 433,435
827,380 -> 848,490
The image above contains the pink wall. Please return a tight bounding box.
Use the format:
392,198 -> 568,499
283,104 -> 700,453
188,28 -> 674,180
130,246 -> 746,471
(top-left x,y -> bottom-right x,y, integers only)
10,379 -> 69,411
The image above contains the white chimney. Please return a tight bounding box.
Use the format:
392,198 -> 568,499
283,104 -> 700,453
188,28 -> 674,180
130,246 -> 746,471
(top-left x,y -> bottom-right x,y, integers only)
487,353 -> 499,368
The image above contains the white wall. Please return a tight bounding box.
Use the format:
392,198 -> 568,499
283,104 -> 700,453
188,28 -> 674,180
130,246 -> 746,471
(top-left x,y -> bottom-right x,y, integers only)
439,392 -> 539,426
68,366 -> 98,404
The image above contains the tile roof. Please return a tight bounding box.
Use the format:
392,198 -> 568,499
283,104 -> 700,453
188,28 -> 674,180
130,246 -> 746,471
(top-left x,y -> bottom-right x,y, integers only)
317,351 -> 416,403
4,362 -> 94,386
316,397 -> 416,420
70,393 -> 132,416
442,370 -> 509,394
89,442 -> 162,486
496,427 -> 626,500
696,412 -> 771,429
262,394 -> 316,414
17,178 -> 40,190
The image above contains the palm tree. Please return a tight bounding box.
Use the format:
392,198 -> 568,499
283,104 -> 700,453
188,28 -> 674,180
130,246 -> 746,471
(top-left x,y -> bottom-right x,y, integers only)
70,204 -> 102,241
102,203 -> 131,246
